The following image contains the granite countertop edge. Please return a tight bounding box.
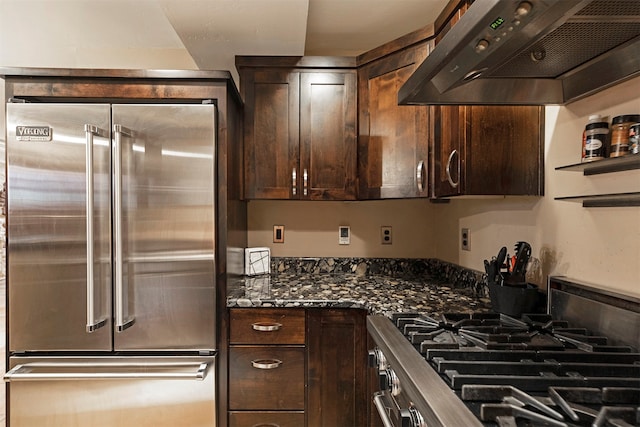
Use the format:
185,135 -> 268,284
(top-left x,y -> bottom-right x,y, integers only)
226,272 -> 491,318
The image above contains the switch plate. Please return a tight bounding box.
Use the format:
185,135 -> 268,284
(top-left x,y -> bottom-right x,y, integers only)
461,227 -> 470,251
381,226 -> 392,245
339,226 -> 350,245
273,225 -> 284,243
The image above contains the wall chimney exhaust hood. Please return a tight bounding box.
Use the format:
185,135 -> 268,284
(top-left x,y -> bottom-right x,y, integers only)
398,0 -> 640,105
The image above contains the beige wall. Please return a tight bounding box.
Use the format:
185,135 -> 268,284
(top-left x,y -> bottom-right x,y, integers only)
248,199 -> 437,259
248,76 -> 640,298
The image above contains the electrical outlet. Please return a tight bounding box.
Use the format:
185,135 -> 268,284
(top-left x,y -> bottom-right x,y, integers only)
461,227 -> 470,251
381,226 -> 392,245
273,225 -> 284,243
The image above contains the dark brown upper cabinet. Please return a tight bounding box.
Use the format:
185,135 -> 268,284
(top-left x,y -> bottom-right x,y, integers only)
357,40 -> 432,199
432,105 -> 545,197
237,57 -> 357,200
429,0 -> 544,198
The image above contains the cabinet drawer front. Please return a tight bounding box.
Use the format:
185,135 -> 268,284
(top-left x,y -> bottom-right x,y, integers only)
229,347 -> 305,410
230,308 -> 305,344
229,411 -> 305,427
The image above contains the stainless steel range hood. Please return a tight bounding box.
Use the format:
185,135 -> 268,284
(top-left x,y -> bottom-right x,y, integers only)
398,0 -> 640,105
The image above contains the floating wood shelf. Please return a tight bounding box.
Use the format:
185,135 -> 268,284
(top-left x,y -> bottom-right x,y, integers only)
555,156 -> 640,175
554,192 -> 640,207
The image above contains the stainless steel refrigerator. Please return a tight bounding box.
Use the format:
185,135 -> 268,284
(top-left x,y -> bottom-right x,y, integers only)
4,102 -> 218,426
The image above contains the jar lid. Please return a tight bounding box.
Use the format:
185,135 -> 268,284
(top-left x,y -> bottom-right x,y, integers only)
612,114 -> 640,125
585,122 -> 609,130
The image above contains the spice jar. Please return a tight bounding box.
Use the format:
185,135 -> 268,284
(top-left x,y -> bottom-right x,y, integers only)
582,115 -> 609,162
610,114 -> 640,157
630,123 -> 640,155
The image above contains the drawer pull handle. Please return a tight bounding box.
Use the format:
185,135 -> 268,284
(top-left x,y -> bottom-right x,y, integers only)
251,322 -> 282,332
251,359 -> 283,370
252,424 -> 280,427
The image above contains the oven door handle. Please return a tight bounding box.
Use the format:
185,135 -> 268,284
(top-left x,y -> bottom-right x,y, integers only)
373,392 -> 396,427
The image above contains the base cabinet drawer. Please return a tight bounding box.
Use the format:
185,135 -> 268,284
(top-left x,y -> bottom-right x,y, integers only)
229,411 -> 305,427
229,346 -> 305,410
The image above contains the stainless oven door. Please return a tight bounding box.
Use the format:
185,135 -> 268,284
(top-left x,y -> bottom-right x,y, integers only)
5,356 -> 216,427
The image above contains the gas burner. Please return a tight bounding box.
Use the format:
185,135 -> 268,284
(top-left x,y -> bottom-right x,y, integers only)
394,312 -> 637,354
462,385 -> 640,427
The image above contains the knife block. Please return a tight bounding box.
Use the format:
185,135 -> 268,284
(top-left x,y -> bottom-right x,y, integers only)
488,281 -> 543,317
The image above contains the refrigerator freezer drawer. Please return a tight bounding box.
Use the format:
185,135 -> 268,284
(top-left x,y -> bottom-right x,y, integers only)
5,356 -> 216,427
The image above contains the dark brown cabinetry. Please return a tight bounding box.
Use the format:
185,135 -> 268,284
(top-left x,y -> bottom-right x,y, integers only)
432,105 -> 545,197
228,308 -> 305,425
227,307 -> 369,427
357,39 -> 432,199
307,309 -> 368,427
237,57 -> 357,200
430,0 -> 544,198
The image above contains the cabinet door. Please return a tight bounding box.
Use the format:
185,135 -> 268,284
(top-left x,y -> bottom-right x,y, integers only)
243,70 -> 300,199
300,72 -> 357,200
465,106 -> 544,195
433,105 -> 465,197
307,309 -> 368,427
359,44 -> 431,199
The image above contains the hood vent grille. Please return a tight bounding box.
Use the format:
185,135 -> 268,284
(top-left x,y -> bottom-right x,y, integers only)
398,0 -> 640,105
488,22 -> 640,79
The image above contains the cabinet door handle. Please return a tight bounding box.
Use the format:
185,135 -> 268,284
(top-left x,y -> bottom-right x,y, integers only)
251,359 -> 283,370
251,322 -> 282,332
445,149 -> 460,188
292,168 -> 297,196
416,160 -> 427,193
303,168 -> 308,196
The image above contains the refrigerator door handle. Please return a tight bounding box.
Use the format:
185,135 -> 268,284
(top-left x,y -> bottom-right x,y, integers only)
85,124 -> 108,333
4,361 -> 210,381
113,124 -> 135,332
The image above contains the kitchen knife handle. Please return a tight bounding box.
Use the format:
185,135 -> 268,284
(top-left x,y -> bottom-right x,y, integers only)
416,160 -> 427,193
251,322 -> 282,332
113,124 -> 136,333
303,168 -> 308,196
292,168 -> 297,196
84,125 -> 107,333
251,359 -> 283,370
446,149 -> 459,188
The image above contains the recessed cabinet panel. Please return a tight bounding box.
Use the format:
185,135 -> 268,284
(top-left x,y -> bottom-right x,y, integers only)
358,43 -> 431,199
239,62 -> 357,201
243,70 -> 300,199
432,105 -> 543,197
300,72 -> 357,200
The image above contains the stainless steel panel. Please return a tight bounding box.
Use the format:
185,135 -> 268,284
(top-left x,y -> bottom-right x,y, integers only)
112,104 -> 216,351
548,277 -> 640,350
6,355 -> 216,427
7,103 -> 112,351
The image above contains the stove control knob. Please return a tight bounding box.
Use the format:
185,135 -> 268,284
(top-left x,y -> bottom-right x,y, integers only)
408,406 -> 427,427
368,348 -> 388,370
386,368 -> 401,396
400,407 -> 426,427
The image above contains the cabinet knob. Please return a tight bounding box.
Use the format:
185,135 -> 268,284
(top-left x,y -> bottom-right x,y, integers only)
251,322 -> 282,332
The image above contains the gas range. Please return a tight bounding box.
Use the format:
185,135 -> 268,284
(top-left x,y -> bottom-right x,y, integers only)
367,277 -> 640,427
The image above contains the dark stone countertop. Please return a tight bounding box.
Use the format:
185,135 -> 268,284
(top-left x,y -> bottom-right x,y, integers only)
227,273 -> 492,318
